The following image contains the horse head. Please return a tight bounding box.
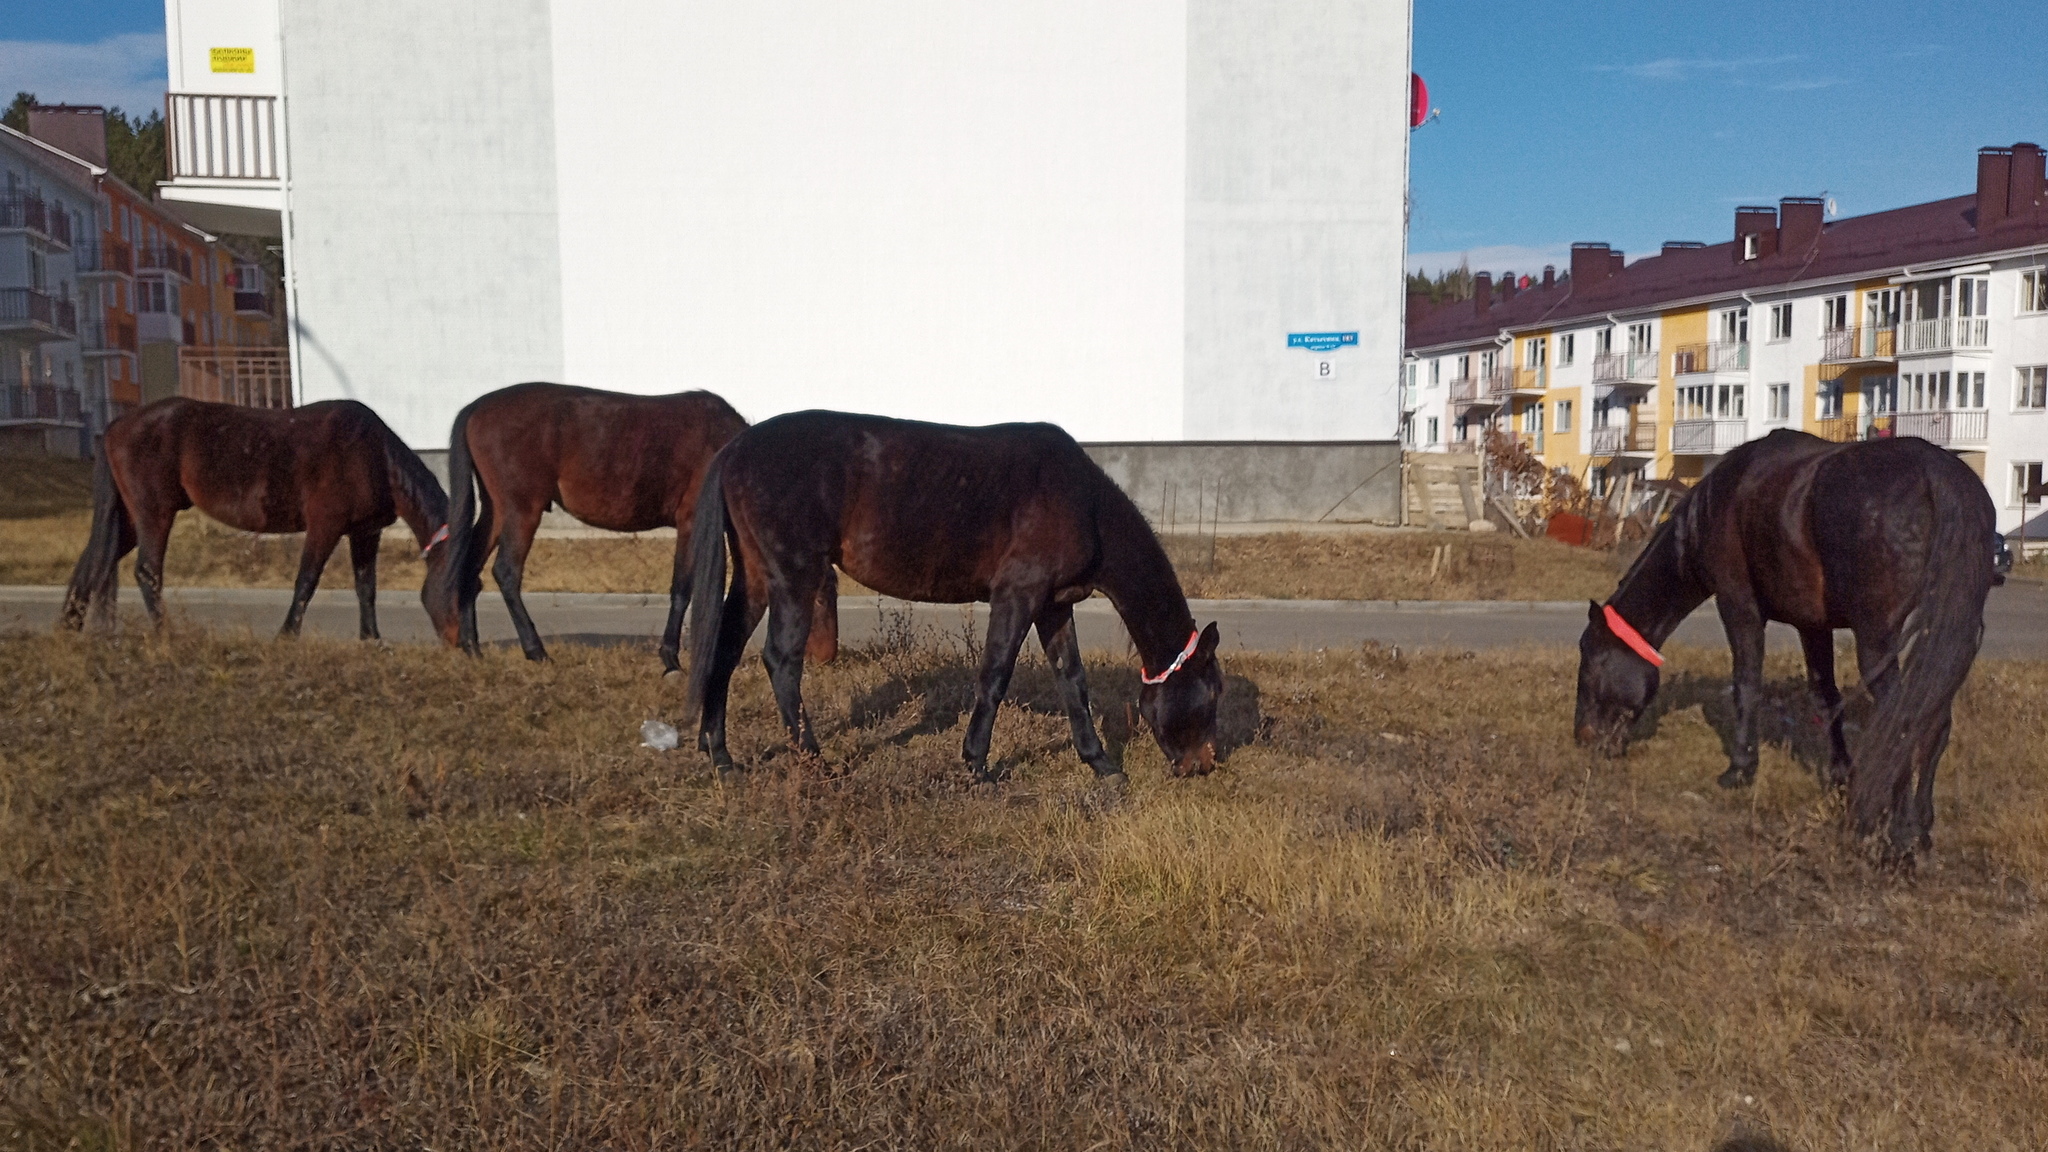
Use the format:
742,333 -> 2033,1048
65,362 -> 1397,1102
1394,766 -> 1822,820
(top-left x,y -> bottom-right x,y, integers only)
1139,621 -> 1223,776
417,523 -> 462,647
1574,600 -> 1660,755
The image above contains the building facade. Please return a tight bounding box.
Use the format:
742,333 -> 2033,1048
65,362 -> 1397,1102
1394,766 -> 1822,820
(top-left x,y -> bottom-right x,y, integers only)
1,125 -> 92,455
157,0 -> 1414,449
1406,141 -> 2048,537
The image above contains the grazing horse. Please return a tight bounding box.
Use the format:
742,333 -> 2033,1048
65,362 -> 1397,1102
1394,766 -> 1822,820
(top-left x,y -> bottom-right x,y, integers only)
1574,428 -> 1994,860
61,397 -> 450,639
683,410 -> 1223,784
423,382 -> 835,670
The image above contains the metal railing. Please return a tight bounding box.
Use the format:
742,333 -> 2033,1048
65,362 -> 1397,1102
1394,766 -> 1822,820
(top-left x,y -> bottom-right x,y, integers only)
1485,367 -> 1516,399
1811,416 -> 1862,443
1,385 -> 83,424
1894,409 -> 1988,445
0,289 -> 78,335
80,319 -> 139,354
136,245 -> 195,279
0,196 -> 72,245
1671,418 -> 1749,454
1589,423 -> 1659,455
1448,376 -> 1479,404
1671,341 -> 1749,374
1820,325 -> 1896,362
74,240 -> 134,276
179,346 -> 292,409
1591,350 -> 1659,385
167,93 -> 281,181
1898,317 -> 1991,354
1507,365 -> 1547,394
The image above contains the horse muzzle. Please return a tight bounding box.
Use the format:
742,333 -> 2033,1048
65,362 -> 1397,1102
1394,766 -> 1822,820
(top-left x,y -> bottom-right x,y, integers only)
1171,742 -> 1217,778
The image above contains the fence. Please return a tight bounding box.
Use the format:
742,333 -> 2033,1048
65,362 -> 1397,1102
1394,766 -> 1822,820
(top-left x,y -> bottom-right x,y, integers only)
167,93 -> 281,181
179,347 -> 292,409
1,385 -> 83,423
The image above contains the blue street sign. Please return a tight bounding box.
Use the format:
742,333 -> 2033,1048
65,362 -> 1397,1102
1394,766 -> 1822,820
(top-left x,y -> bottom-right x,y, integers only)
1287,331 -> 1358,352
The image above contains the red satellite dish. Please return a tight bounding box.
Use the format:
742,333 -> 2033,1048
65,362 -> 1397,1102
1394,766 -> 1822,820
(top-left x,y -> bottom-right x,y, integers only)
1410,73 -> 1429,129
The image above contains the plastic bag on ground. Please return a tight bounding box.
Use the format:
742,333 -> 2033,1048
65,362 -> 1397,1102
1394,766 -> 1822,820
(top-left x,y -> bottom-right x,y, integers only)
640,719 -> 680,751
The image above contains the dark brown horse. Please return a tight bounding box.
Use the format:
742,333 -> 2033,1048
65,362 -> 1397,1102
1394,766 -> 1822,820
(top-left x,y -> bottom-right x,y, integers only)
424,382 -> 835,670
61,397 -> 450,638
1574,428 -> 1994,860
683,410 -> 1222,785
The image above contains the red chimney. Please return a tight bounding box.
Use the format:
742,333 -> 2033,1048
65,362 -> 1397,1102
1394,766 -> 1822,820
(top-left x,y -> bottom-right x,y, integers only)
25,104 -> 108,168
1541,265 -> 1555,289
1734,206 -> 1778,261
1779,197 -> 1824,255
1473,272 -> 1492,316
2010,143 -> 2045,223
1500,271 -> 1518,299
1978,146 -> 2014,229
1570,243 -> 1612,286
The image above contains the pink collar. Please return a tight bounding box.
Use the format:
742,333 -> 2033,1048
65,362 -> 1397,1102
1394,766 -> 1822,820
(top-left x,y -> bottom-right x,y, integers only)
1603,604 -> 1664,667
421,523 -> 449,558
1142,629 -> 1202,685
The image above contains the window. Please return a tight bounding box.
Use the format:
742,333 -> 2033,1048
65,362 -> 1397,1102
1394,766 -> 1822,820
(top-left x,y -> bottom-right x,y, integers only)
1479,350 -> 1497,375
1520,404 -> 1544,435
2014,462 -> 2044,506
1822,295 -> 1849,331
1426,417 -> 1439,445
1595,327 -> 1615,354
1961,371 -> 1985,409
1555,399 -> 1573,432
1524,337 -> 1546,368
1429,358 -> 1440,385
1958,276 -> 1989,318
1678,384 -> 1710,420
1626,322 -> 1653,354
1767,382 -> 1791,421
1818,379 -> 1844,419
1455,417 -> 1469,442
1743,234 -> 1759,260
1455,354 -> 1470,379
2017,366 -> 2048,409
1558,333 -> 1575,366
1718,383 -> 1746,417
1716,307 -> 1749,344
1865,288 -> 1899,328
1768,303 -> 1793,341
1866,376 -> 1898,415
1593,399 -> 1614,429
2023,270 -> 2048,314
1405,362 -> 1418,389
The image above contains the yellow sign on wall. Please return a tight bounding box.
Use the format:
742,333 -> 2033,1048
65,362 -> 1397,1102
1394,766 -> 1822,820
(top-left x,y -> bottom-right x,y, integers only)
210,47 -> 255,73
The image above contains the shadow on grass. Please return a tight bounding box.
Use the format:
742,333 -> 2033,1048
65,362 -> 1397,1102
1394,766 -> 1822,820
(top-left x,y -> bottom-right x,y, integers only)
1634,668 -> 1850,784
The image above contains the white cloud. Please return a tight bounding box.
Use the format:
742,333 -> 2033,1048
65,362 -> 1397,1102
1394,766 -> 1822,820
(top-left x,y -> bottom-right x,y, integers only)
0,33 -> 168,120
1406,243 -> 1572,277
1593,54 -> 1801,82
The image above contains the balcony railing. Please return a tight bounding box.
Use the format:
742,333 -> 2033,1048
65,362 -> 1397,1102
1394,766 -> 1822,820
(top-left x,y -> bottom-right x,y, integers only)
0,289 -> 78,337
0,196 -> 72,246
1512,429 -> 1545,454
80,319 -> 140,354
179,346 -> 292,409
1,385 -> 84,424
1589,422 -> 1659,455
1820,325 -> 1896,363
75,240 -> 134,277
1898,317 -> 1991,354
136,246 -> 195,280
1894,409 -> 1988,445
168,93 -> 281,181
1592,350 -> 1659,385
1507,365 -> 1547,395
1671,418 -> 1749,455
1485,367 -> 1516,399
1811,416 -> 1862,443
1671,341 -> 1749,374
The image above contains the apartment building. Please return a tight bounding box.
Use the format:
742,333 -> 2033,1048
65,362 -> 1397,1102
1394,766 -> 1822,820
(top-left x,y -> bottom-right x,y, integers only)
0,123 -> 91,456
1405,140 -> 2048,536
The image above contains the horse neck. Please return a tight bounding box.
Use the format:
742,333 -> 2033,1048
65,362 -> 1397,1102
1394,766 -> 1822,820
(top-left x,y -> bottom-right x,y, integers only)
391,494 -> 438,550
1093,493 -> 1198,670
1608,517 -> 1709,646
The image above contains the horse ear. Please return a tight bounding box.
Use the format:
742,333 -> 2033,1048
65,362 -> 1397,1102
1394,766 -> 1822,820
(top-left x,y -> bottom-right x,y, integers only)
1587,599 -> 1603,623
1197,621 -> 1220,655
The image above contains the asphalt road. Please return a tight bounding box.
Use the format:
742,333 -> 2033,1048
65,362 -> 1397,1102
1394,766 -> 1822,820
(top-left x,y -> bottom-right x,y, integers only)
5,581 -> 2045,659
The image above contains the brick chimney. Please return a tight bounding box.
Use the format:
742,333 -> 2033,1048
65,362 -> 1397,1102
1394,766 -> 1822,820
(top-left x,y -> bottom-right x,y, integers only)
1472,272 -> 1492,316
2010,143 -> 2045,223
1570,243 -> 1612,286
1661,241 -> 1704,256
1734,206 -> 1778,261
1978,146 -> 2014,229
25,104 -> 107,168
1541,265 -> 1555,289
1499,271 -> 1517,300
1779,197 -> 1824,255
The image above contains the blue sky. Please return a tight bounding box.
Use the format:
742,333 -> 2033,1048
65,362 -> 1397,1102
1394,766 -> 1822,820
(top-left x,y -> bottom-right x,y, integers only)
8,0 -> 2048,279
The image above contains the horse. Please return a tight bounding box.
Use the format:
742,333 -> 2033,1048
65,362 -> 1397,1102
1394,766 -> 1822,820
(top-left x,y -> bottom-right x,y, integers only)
422,382 -> 836,671
682,410 -> 1223,785
60,396 -> 450,639
1574,428 -> 1994,861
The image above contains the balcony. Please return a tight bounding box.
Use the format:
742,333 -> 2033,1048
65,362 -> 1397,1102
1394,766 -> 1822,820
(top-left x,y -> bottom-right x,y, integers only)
1671,341 -> 1748,375
1590,422 -> 1659,456
1898,317 -> 1990,355
1,385 -> 84,425
80,319 -> 139,356
1671,418 -> 1749,455
136,246 -> 194,280
75,240 -> 134,278
1511,430 -> 1545,455
233,290 -> 273,316
0,289 -> 79,341
1450,374 -> 1503,414
0,196 -> 72,247
1811,416 -> 1862,443
1894,409 -> 1988,446
179,346 -> 292,409
1591,350 -> 1659,391
160,93 -> 284,237
1820,325 -> 1896,364
1506,365 -> 1547,397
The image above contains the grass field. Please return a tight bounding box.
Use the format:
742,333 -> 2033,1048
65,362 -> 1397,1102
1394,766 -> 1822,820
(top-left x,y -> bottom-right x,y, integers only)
4,624 -> 2045,1148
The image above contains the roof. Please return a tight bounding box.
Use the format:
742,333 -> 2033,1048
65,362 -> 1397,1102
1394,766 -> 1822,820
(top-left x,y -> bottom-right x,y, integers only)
1407,184 -> 2048,352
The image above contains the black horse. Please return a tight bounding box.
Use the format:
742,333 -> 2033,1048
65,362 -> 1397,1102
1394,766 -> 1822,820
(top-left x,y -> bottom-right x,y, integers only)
1575,429 -> 1994,861
682,410 -> 1222,785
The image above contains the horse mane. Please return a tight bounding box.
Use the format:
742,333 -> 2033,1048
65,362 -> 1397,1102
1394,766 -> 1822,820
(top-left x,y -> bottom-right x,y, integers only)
380,423 -> 449,538
1085,457 -> 1196,659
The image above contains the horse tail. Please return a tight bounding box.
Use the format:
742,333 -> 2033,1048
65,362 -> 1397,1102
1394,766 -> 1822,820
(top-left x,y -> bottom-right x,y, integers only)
380,421 -> 449,540
436,400 -> 486,609
1847,467 -> 1991,842
60,442 -> 128,630
683,446 -> 735,725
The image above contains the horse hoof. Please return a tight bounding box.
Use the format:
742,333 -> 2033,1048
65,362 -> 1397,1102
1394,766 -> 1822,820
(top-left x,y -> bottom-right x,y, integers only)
1715,767 -> 1754,790
1095,771 -> 1129,792
663,668 -> 682,679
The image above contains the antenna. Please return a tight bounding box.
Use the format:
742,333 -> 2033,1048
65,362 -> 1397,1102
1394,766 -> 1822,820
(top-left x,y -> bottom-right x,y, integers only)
1825,197 -> 1838,217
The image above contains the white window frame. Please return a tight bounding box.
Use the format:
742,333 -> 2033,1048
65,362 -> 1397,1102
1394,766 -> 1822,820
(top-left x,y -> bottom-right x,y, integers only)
1524,336 -> 1546,369
1429,358 -> 1440,385
1426,416 -> 1439,445
1626,322 -> 1653,354
2013,461 -> 2044,507
1822,295 -> 1849,332
2016,365 -> 2048,410
1716,307 -> 1749,344
2021,269 -> 2048,315
1555,399 -> 1573,433
1766,382 -> 1790,421
1817,379 -> 1844,419
1768,303 -> 1792,341
1558,332 -> 1575,366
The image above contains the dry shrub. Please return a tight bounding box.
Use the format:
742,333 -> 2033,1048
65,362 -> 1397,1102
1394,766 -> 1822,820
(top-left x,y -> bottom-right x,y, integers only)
3,627 -> 2045,1148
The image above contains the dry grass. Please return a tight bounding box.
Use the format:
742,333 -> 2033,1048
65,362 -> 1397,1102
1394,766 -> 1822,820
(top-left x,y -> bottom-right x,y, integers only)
4,622 -> 2045,1148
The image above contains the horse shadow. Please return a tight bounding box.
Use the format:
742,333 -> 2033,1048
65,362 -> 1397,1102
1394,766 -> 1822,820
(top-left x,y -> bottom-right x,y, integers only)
1637,669 -> 1844,778
846,658 -> 1264,777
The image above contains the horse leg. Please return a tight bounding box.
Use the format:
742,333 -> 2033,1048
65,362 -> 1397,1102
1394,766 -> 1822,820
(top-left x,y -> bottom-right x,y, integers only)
348,525 -> 381,640
658,529 -> 692,675
1799,627 -> 1851,787
760,568 -> 825,757
1715,595 -> 1767,789
131,507 -> 177,626
457,487 -> 498,655
960,587 -> 1039,785
698,580 -> 764,775
492,512 -> 548,662
281,524 -> 344,637
1035,601 -> 1121,781
1908,711 -> 1953,854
